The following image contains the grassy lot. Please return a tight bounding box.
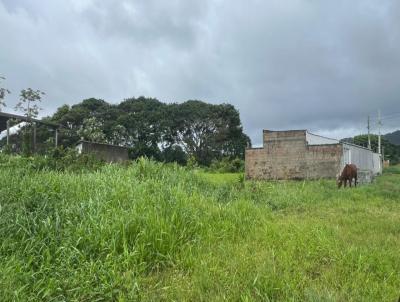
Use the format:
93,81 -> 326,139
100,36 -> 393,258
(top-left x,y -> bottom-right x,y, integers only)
0,155 -> 399,301
197,171 -> 242,184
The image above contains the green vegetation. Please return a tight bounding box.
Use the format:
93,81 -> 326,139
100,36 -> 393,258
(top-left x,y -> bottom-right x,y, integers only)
207,157 -> 245,173
30,97 -> 250,165
0,155 -> 399,301
0,75 -> 10,111
0,148 -> 105,173
385,130 -> 400,146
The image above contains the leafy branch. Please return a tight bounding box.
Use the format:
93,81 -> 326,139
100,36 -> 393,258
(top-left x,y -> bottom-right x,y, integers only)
0,76 -> 11,111
14,88 -> 45,120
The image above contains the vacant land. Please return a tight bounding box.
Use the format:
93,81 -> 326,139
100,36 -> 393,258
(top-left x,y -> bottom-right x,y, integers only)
0,155 -> 399,301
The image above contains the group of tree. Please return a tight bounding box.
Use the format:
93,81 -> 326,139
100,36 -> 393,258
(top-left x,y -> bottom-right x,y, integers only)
36,97 -> 251,166
1,75 -> 250,164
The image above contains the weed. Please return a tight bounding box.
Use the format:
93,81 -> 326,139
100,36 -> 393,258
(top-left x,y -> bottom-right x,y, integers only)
0,156 -> 399,301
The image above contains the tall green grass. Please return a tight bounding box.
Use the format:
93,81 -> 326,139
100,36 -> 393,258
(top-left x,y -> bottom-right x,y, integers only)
0,156 -> 399,301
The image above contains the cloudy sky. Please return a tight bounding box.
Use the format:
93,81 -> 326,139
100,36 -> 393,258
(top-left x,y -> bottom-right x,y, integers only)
1,0 -> 399,145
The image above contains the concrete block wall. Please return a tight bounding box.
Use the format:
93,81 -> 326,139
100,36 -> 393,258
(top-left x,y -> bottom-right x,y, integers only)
306,144 -> 342,179
246,130 -> 343,180
357,170 -> 374,185
245,148 -> 268,179
77,141 -> 129,163
246,130 -> 309,180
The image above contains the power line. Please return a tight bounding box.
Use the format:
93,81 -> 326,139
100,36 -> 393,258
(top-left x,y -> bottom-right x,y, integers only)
380,112 -> 400,119
369,116 -> 400,127
380,116 -> 400,122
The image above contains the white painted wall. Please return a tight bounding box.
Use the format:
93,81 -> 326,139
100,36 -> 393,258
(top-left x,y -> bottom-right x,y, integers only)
341,143 -> 382,175
306,132 -> 339,145
306,131 -> 382,175
76,143 -> 83,154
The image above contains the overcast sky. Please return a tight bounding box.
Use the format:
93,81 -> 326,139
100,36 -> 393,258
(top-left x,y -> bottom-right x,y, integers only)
1,0 -> 399,145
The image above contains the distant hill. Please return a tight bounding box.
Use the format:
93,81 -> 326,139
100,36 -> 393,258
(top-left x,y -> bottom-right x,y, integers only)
340,137 -> 355,144
384,130 -> 400,145
342,130 -> 400,146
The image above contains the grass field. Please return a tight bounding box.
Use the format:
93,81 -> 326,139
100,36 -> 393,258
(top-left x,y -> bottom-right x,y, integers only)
0,155 -> 399,301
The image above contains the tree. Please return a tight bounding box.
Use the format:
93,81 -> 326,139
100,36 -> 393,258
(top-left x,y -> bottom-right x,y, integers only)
172,101 -> 219,165
118,97 -> 165,147
14,88 -> 44,120
0,76 -> 10,111
47,97 -> 251,165
108,124 -> 130,146
77,117 -> 106,143
213,103 -> 251,158
13,88 -> 45,155
50,99 -> 111,147
171,101 -> 250,165
161,145 -> 187,165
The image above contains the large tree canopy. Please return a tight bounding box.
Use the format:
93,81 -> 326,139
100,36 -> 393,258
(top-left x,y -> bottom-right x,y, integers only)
47,97 -> 250,165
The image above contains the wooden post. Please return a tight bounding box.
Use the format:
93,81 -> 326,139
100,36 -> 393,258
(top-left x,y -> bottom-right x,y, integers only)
6,119 -> 10,146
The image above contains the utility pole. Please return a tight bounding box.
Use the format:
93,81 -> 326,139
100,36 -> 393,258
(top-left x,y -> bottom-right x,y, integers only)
367,115 -> 371,150
378,110 -> 382,155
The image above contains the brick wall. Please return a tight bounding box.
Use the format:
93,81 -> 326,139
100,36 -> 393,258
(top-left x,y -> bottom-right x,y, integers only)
246,130 -> 308,180
77,141 -> 129,163
245,130 -> 343,180
306,144 -> 342,179
245,148 -> 268,179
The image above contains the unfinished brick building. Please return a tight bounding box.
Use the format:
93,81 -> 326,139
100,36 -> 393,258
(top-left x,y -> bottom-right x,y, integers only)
245,130 -> 382,180
76,140 -> 129,163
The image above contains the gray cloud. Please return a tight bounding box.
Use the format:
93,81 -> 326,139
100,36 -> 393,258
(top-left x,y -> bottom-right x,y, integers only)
1,0 -> 399,145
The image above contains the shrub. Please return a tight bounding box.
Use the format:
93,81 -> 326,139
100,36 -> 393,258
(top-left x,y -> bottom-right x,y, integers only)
208,157 -> 244,173
0,147 -> 105,172
128,143 -> 161,161
187,155 -> 199,169
384,165 -> 400,174
161,145 -> 187,165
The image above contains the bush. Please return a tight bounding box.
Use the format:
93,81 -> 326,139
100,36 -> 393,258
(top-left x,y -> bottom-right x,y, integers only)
0,147 -> 105,172
384,165 -> 400,174
128,144 -> 161,161
161,145 -> 187,165
187,155 -> 199,169
208,157 -> 244,173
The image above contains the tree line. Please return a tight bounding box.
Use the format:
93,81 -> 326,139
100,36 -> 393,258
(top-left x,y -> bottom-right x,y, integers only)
1,76 -> 250,165
41,97 -> 251,166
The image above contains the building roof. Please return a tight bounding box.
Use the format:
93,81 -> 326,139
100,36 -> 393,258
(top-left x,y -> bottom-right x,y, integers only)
76,140 -> 129,150
0,111 -> 59,132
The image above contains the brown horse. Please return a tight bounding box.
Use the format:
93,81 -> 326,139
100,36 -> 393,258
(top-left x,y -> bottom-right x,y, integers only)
337,164 -> 358,188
